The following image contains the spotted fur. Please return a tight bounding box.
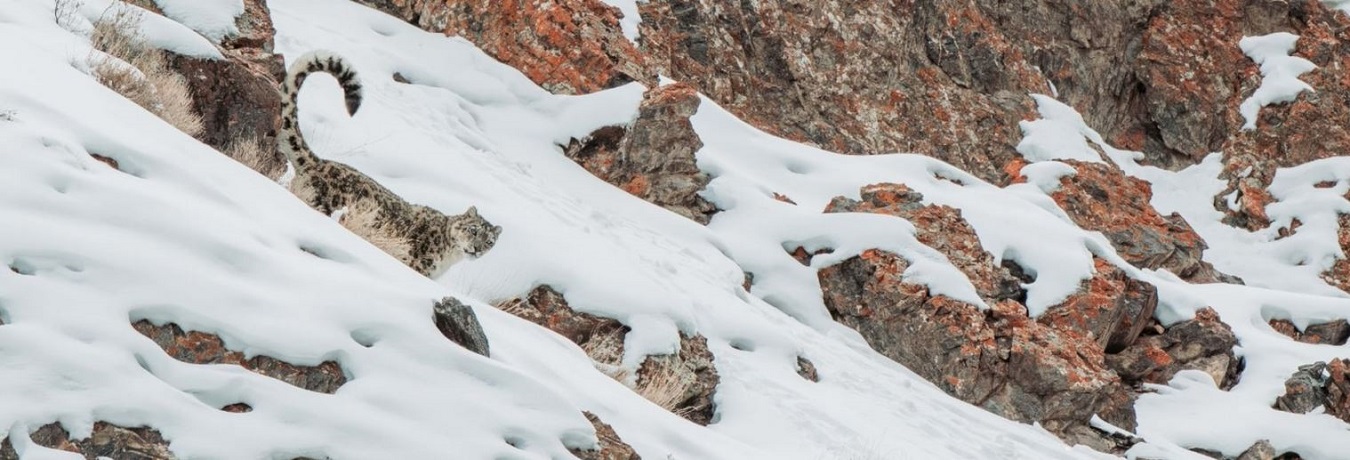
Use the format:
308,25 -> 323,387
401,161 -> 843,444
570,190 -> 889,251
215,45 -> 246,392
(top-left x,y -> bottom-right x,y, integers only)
280,51 -> 501,278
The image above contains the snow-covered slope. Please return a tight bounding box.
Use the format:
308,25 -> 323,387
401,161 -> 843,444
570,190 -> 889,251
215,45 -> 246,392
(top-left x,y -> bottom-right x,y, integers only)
3,0 -> 1349,459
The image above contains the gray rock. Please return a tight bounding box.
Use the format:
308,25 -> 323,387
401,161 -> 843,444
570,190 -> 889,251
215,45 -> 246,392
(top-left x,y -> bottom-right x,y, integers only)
433,297 -> 490,357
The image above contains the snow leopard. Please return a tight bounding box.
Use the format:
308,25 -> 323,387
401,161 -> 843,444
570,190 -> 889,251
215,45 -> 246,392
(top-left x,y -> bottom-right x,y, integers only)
279,50 -> 501,278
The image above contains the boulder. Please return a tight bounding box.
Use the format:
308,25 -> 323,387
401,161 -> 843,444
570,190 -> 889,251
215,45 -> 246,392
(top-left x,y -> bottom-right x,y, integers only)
565,83 -> 716,224
432,296 -> 490,357
818,249 -> 1136,444
1269,318 -> 1350,346
133,320 -> 346,394
1273,358 -> 1350,423
825,183 -> 1025,303
1107,308 -> 1241,389
1050,161 -> 1232,283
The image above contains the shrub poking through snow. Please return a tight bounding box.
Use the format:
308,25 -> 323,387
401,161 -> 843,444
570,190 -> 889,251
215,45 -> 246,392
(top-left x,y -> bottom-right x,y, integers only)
86,4 -> 203,137
0,421 -> 173,459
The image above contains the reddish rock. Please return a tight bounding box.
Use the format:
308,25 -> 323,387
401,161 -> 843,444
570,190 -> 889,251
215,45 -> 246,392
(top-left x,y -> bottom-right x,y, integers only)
354,0 -> 653,94
497,286 -> 719,425
570,412 -> 640,460
1269,318 -> 1350,345
825,183 -> 1025,303
1326,214 -> 1350,294
565,83 -> 715,223
1041,259 -> 1158,353
133,320 -> 347,394
1210,2 -> 1350,229
496,285 -> 629,352
787,246 -> 833,266
0,422 -> 172,460
1051,161 -> 1231,283
1274,359 -> 1350,424
818,249 -> 1135,444
639,0 -> 1045,183
1107,308 -> 1241,389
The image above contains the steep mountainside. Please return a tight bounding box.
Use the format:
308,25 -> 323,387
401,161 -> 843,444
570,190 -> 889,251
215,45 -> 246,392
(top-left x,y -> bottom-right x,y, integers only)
1,0 -> 1349,459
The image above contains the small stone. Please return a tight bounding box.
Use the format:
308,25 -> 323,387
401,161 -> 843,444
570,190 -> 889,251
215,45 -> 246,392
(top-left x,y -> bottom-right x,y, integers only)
796,356 -> 819,382
432,296 -> 490,357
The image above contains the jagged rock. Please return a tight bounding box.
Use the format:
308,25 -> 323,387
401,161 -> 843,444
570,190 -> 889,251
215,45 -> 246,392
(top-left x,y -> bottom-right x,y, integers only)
1269,318 -> 1350,345
1107,308 -> 1241,389
496,286 -> 718,425
432,296 -> 490,357
635,333 -> 720,426
1051,161 -> 1231,283
1211,2 -> 1350,229
133,320 -> 347,394
818,249 -> 1136,443
570,412 -> 640,460
169,0 -> 288,179
639,0 -> 1043,183
1274,358 -> 1350,423
0,422 -> 173,460
1041,259 -> 1158,353
352,0 -> 653,94
496,285 -> 629,351
796,356 -> 819,382
1274,362 -> 1329,414
1326,214 -> 1350,294
565,83 -> 716,224
825,183 -> 1024,303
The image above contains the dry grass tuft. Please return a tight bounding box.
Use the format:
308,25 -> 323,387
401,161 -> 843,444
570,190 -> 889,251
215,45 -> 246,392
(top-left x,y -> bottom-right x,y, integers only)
87,3 -> 203,137
635,363 -> 693,418
581,328 -> 631,382
223,135 -> 285,179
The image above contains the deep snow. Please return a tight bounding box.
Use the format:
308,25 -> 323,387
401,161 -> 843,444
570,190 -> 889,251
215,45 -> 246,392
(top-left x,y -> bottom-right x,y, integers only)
1,0 -> 1348,459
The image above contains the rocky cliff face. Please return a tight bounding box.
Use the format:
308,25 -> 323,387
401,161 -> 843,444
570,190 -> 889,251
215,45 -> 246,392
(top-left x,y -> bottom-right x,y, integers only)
147,0 -> 1350,455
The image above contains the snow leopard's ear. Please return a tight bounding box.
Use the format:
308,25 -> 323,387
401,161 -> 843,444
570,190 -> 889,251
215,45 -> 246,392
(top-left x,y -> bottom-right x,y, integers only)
466,206 -> 479,217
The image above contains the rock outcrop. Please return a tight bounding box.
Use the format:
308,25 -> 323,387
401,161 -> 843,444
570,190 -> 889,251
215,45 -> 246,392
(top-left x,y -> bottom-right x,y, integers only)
634,333 -> 720,426
1051,161 -> 1231,283
824,183 -> 1024,303
170,0 -> 288,179
1269,318 -> 1350,346
0,422 -> 172,460
133,320 -> 347,395
1212,2 -> 1350,230
565,83 -> 716,223
353,0 -> 653,94
571,412 -> 641,460
1328,214 -> 1350,294
818,249 -> 1135,447
1274,359 -> 1350,423
1106,308 -> 1241,389
498,286 -> 719,425
1040,259 -> 1158,353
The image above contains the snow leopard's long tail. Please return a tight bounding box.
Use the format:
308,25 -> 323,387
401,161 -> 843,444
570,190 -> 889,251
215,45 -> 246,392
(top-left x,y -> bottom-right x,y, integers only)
279,50 -> 364,171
